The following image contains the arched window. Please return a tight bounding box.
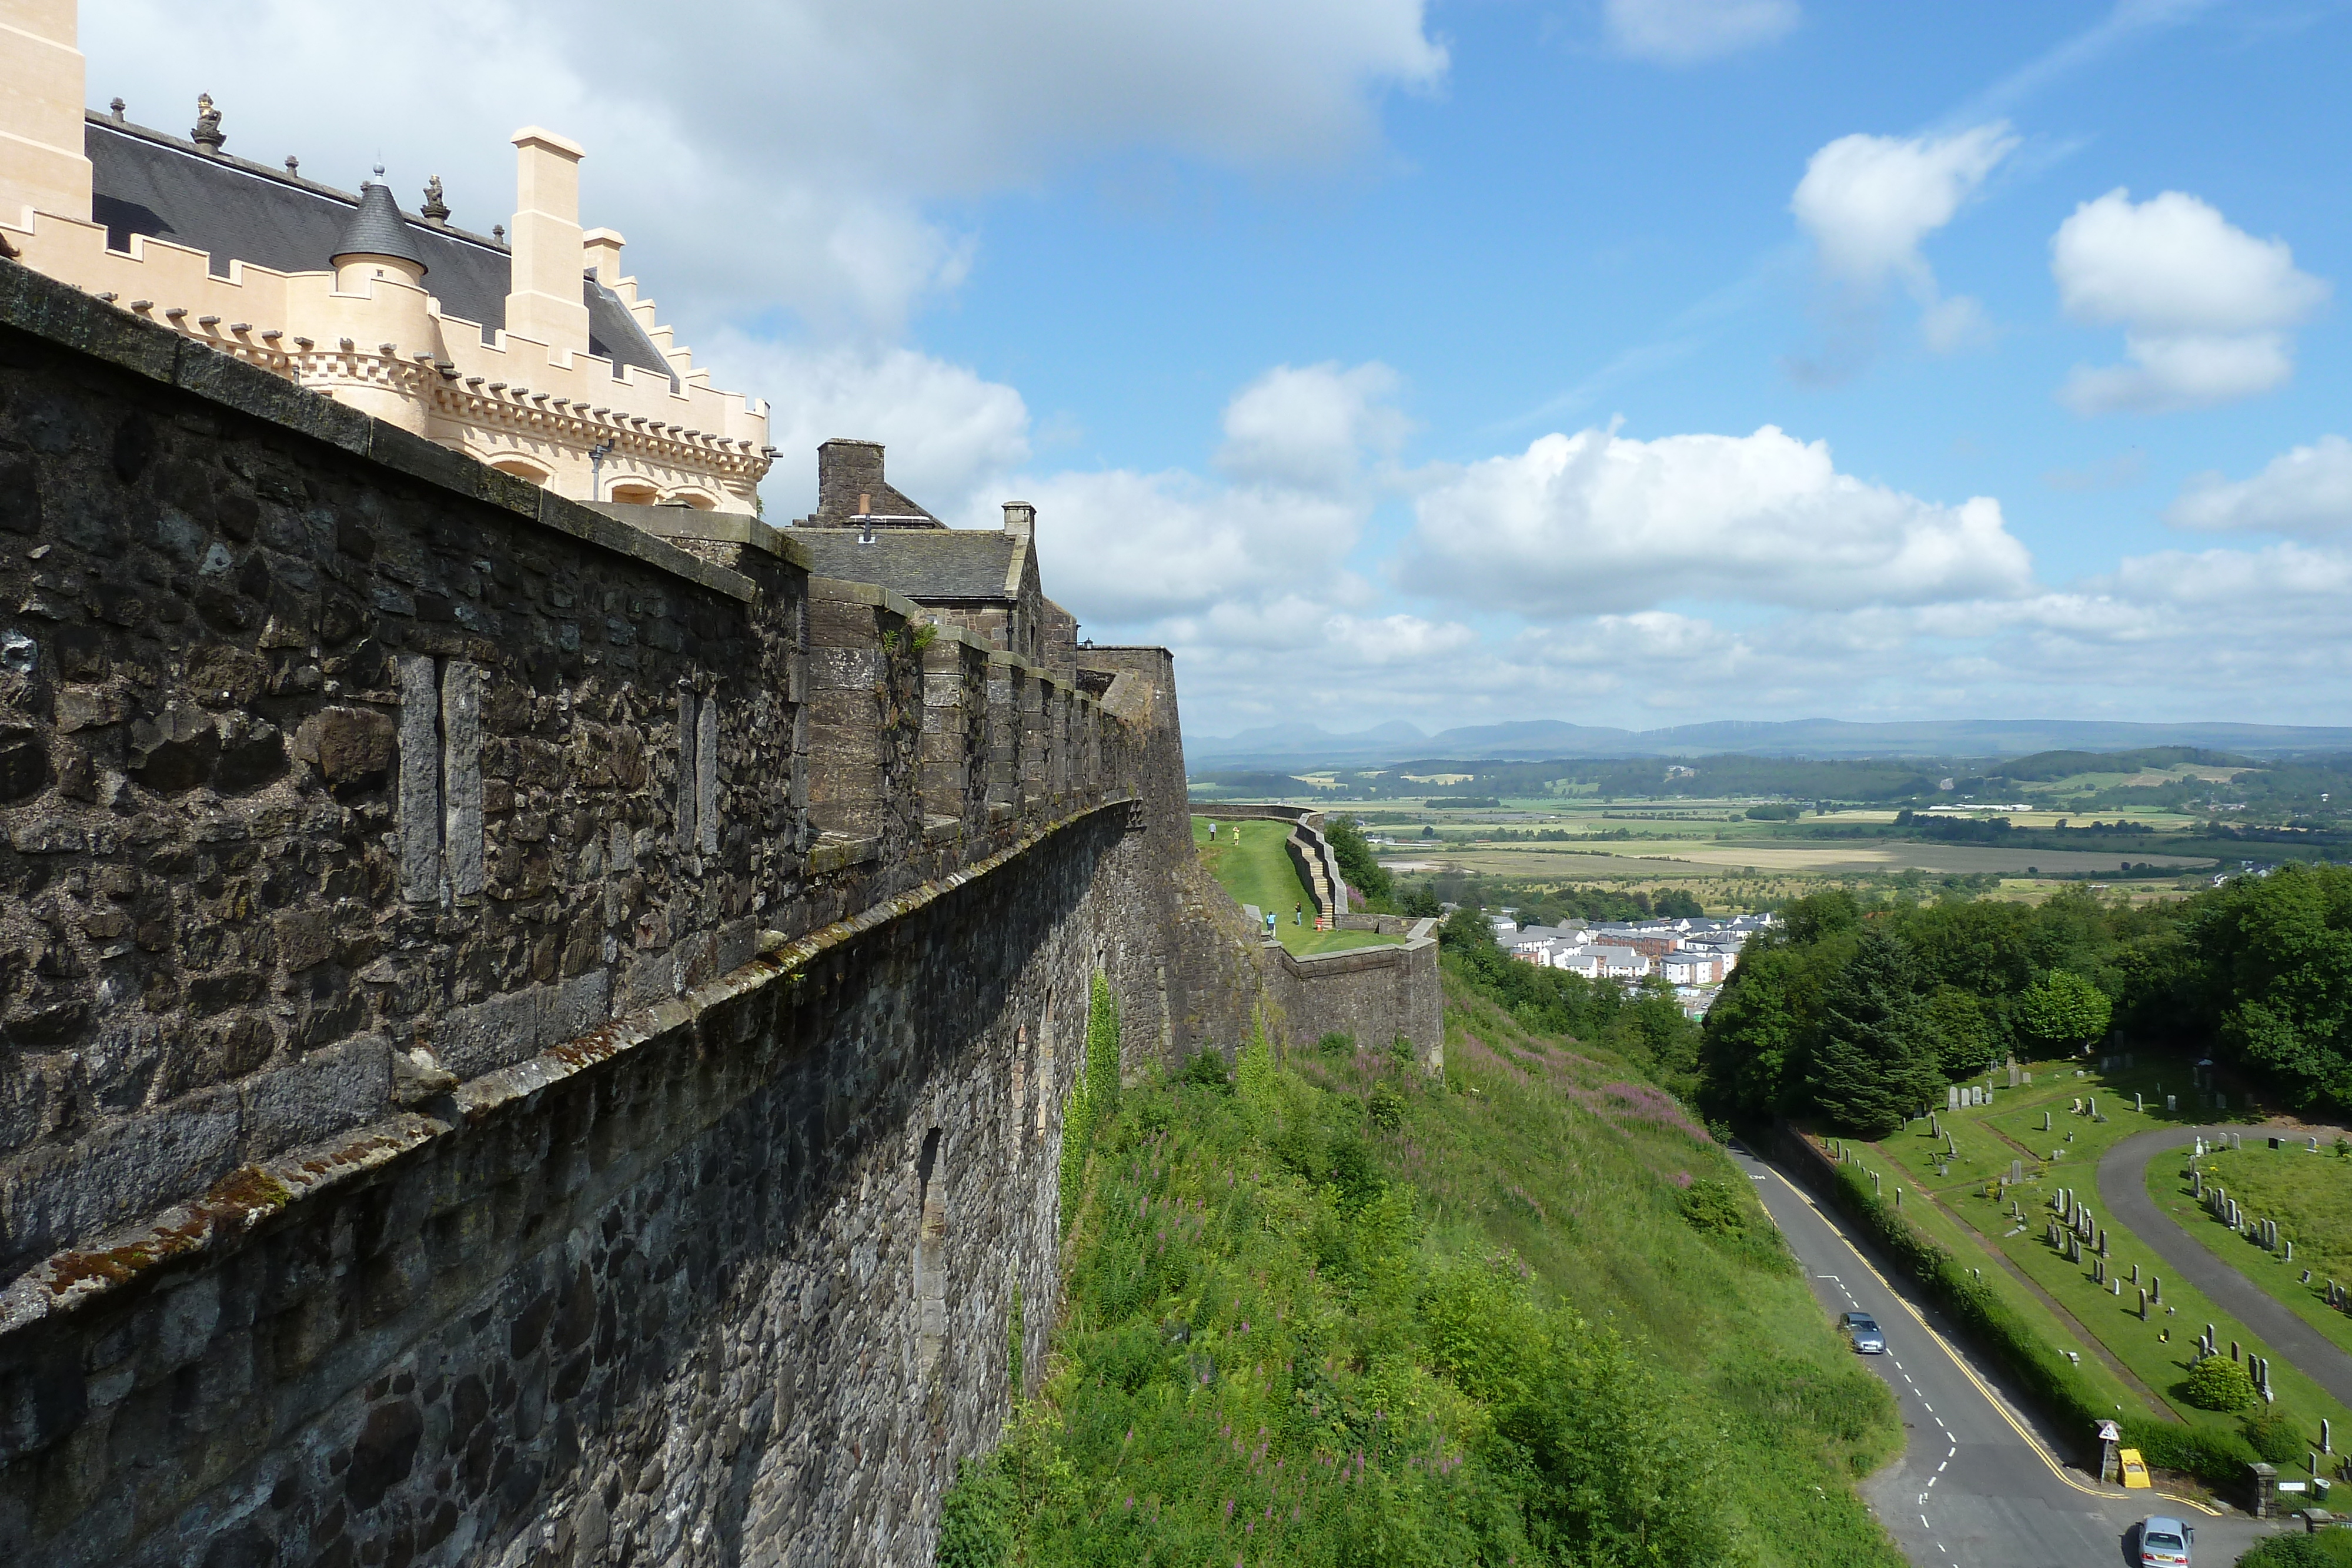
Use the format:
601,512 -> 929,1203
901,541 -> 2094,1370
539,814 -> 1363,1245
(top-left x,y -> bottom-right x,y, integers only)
609,482 -> 659,505
489,457 -> 548,484
915,1128 -> 946,1373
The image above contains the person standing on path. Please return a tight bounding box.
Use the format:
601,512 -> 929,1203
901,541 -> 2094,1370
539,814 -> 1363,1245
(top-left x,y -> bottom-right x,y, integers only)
1295,902 -> 1303,927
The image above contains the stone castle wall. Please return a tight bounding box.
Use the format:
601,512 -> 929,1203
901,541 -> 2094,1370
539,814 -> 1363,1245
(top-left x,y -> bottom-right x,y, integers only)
0,263 -> 1295,1566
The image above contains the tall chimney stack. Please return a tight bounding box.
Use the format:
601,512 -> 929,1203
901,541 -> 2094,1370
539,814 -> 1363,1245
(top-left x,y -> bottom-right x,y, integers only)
1001,502 -> 1035,545
503,126 -> 589,353
0,0 -> 95,233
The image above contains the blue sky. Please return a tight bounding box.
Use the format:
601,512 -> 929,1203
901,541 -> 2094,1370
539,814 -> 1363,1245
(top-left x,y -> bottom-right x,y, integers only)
87,0 -> 2352,737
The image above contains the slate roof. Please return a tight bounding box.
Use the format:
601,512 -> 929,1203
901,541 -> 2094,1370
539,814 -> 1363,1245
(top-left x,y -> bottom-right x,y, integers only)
82,115 -> 674,384
331,182 -> 427,272
791,529 -> 1022,601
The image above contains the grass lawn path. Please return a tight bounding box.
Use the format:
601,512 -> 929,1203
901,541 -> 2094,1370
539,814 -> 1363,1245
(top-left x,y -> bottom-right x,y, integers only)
1191,818 -> 1400,957
2106,1125 -> 2352,1410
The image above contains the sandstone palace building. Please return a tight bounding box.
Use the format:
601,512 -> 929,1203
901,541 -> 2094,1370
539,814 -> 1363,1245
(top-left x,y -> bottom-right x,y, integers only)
0,1 -> 770,510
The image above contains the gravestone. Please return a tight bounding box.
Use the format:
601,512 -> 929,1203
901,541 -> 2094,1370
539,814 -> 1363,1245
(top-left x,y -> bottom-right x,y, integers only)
1948,1085 -> 1961,1111
2168,1095 -> 2177,1111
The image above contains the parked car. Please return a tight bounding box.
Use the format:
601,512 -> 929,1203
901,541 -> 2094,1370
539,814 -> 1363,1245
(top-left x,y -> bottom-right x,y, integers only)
2136,1516 -> 2190,1567
1838,1311 -> 1885,1355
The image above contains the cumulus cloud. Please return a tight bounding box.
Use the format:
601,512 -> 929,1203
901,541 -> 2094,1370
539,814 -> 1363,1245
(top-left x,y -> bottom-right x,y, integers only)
83,0 -> 1446,337
1402,423 -> 2033,616
1021,361 -> 1408,624
707,335 -> 1031,523
2165,436 -> 2352,536
1217,362 -> 1411,492
1789,123 -> 2015,359
1603,0 -> 1800,63
2052,189 -> 2330,413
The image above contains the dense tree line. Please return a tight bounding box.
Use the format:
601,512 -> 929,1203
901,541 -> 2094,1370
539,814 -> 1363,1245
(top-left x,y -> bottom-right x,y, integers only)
1698,865 -> 2352,1133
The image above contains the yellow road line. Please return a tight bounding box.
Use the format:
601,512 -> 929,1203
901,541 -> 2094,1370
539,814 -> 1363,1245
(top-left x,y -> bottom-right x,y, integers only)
1765,1165 -> 2223,1517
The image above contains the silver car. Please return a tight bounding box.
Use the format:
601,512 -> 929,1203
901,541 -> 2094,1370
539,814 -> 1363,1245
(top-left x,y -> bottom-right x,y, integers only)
1839,1311 -> 1886,1354
2137,1516 -> 2190,1567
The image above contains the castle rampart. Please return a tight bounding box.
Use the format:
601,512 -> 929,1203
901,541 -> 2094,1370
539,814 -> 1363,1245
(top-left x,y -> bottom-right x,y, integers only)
0,250 -> 1429,1563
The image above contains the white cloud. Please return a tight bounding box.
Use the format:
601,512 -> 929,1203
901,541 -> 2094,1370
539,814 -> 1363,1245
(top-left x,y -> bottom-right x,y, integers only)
1402,423 -> 2033,616
1792,125 -> 2015,290
83,0 -> 1446,337
711,335 -> 1031,523
1216,362 -> 1410,492
1604,0 -> 1800,63
2052,189 -> 2330,413
1022,361 -> 1409,624
2166,436 -> 2352,536
1789,123 -> 2014,360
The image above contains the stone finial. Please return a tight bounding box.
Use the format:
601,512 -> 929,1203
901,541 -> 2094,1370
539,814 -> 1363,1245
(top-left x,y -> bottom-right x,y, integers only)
109,98 -> 125,122
191,92 -> 225,151
285,155 -> 300,176
421,176 -> 449,220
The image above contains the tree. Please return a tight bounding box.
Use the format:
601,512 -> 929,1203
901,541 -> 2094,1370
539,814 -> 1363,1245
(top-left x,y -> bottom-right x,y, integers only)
1652,887 -> 1703,918
2017,970 -> 2112,1052
1324,814 -> 1392,904
1805,930 -> 1939,1138
1925,985 -> 1998,1080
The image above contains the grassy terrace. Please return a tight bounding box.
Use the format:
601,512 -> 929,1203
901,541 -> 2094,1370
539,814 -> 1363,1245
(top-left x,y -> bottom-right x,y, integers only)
2151,1139 -> 2352,1362
1192,818 -> 1401,956
1853,1057 -> 2352,1452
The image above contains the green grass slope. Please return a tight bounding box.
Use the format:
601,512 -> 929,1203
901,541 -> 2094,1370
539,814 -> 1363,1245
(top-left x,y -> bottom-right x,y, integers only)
938,972 -> 1905,1567
1194,818 -> 1401,955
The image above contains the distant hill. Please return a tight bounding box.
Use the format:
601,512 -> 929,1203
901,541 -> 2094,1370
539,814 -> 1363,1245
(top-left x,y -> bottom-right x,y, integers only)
1185,718 -> 2352,769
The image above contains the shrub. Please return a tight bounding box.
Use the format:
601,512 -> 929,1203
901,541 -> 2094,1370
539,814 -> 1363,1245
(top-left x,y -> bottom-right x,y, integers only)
1367,1082 -> 1406,1131
2184,1355 -> 2259,1412
1315,1031 -> 1355,1057
934,1455 -> 1014,1568
2237,1532 -> 2352,1566
2123,1418 -> 2257,1485
1175,1049 -> 1231,1095
2244,1408 -> 2308,1463
1677,1178 -> 1753,1238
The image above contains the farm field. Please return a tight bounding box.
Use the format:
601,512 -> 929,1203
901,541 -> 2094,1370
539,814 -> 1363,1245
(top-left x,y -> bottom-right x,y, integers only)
1406,840 -> 2214,879
1851,1056 -> 2352,1453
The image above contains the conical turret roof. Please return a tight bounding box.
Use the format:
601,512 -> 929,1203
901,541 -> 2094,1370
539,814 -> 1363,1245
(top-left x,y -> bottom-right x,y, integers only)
330,180 -> 427,274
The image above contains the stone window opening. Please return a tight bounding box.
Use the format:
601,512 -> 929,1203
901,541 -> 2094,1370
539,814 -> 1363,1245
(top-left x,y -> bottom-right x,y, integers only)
673,681 -> 719,862
1011,1026 -> 1028,1152
915,1128 -> 947,1375
395,653 -> 483,907
1034,995 -> 1055,1141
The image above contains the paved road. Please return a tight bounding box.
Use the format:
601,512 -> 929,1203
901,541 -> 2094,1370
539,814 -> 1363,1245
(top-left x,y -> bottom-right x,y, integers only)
1726,1141 -> 2274,1567
2100,1125 -> 2352,1410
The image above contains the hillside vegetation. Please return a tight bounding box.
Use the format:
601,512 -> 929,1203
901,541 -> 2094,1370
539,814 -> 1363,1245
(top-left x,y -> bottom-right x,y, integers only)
1700,865 -> 2352,1131
938,965 -> 1905,1567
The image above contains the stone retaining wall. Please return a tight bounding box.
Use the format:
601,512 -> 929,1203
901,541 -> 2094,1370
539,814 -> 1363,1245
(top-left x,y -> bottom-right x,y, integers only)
1258,920 -> 1444,1071
0,262 -> 1265,1566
